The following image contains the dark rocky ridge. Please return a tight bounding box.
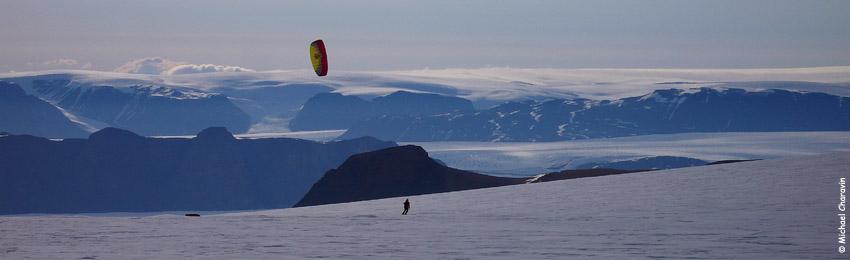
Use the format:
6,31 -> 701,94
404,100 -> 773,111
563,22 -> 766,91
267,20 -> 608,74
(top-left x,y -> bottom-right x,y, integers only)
707,159 -> 761,165
0,127 -> 396,214
295,145 -> 525,207
295,145 -> 652,207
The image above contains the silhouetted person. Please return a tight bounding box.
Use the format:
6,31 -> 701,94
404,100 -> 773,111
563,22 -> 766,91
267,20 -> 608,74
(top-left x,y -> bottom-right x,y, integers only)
402,199 -> 410,215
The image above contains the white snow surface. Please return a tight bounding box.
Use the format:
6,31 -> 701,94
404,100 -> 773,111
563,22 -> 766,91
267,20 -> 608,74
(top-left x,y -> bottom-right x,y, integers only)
409,131 -> 850,176
1,152 -> 848,259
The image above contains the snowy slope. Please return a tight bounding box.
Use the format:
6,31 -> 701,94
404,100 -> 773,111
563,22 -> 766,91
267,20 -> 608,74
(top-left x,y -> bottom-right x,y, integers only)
1,152 -> 847,258
409,131 -> 850,176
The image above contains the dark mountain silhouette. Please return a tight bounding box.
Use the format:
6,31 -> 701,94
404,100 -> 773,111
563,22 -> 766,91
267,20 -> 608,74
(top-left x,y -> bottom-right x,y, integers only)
0,81 -> 89,138
289,91 -> 475,131
295,145 -> 662,207
340,88 -> 850,141
294,145 -> 524,207
0,127 -> 395,214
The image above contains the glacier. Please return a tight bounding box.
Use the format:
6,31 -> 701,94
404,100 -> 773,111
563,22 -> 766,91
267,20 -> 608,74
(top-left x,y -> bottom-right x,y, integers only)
409,131 -> 850,176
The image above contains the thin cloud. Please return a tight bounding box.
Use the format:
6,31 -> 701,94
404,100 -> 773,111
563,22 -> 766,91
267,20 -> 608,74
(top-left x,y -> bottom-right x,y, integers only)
164,64 -> 255,75
115,57 -> 254,75
26,58 -> 90,70
114,57 -> 186,75
42,59 -> 79,66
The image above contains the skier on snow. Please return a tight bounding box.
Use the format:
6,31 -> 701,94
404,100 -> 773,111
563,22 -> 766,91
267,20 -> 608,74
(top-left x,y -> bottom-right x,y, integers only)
402,199 -> 410,215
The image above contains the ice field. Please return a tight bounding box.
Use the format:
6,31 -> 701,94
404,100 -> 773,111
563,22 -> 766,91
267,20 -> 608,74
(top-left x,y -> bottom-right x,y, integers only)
2,152 -> 848,258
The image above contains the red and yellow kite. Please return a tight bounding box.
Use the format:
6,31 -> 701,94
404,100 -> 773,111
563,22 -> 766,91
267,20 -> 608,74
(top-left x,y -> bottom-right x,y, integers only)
309,39 -> 328,77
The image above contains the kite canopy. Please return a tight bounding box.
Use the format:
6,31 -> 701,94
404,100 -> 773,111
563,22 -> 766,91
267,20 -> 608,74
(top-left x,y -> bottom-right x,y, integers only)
309,39 -> 328,77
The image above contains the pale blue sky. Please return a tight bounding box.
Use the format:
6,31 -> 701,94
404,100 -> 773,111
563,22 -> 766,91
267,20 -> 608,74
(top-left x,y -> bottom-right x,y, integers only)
2,0 -> 849,72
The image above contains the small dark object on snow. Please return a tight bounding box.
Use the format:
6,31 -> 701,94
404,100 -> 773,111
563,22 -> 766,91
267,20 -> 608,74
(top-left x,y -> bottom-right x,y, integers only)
185,213 -> 201,217
402,199 -> 410,215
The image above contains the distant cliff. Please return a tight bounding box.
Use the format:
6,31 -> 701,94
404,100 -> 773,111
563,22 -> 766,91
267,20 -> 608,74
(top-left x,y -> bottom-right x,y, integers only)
289,91 -> 475,131
3,74 -> 252,136
340,88 -> 850,141
0,127 -> 395,214
0,81 -> 89,138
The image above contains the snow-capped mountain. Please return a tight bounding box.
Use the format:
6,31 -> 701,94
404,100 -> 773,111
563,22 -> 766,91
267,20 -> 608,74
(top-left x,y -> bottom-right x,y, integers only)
1,68 -> 848,137
1,73 -> 250,136
341,87 -> 850,141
